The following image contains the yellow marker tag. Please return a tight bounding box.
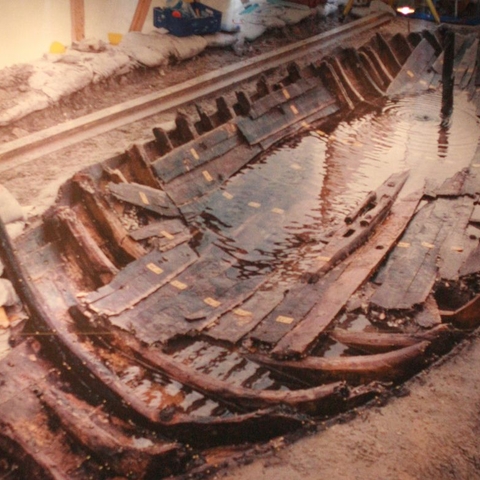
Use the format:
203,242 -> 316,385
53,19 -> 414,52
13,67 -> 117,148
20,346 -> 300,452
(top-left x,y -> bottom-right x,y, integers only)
234,308 -> 252,317
291,163 -> 302,170
451,246 -> 464,252
407,70 -> 415,78
183,158 -> 192,172
248,202 -> 261,208
398,242 -> 410,248
318,256 -> 331,262
420,80 -> 427,86
473,164 -> 480,168
190,148 -> 199,160
422,242 -> 435,249
204,297 -> 221,308
276,315 -> 294,324
147,263 -> 163,275
171,280 -> 187,290
227,123 -> 237,133
203,170 -> 213,182
139,191 -> 149,205
316,129 -> 327,137
161,230 -> 175,240
290,104 -> 299,115
282,88 -> 291,100
302,121 -> 310,129
272,208 -> 284,215
223,191 -> 234,200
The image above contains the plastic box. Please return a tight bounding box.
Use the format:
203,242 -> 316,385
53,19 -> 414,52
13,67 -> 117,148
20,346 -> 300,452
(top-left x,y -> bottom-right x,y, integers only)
153,2 -> 222,37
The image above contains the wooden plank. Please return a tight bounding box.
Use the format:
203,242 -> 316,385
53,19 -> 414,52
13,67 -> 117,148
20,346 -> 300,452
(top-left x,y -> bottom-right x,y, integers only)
271,189 -> 424,359
454,35 -> 477,87
434,168 -> 469,196
70,0 -> 85,42
164,143 -> 262,208
236,85 -> 337,146
249,77 -> 319,120
206,288 -> 285,343
129,218 -> 188,241
152,125 -> 240,183
437,196 -> 476,280
108,182 -> 179,217
83,242 -> 197,315
129,0 -> 153,32
386,39 -> 437,97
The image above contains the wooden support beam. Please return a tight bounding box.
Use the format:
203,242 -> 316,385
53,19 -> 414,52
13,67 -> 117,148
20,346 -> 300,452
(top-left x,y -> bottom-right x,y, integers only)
70,0 -> 85,42
129,0 -> 153,32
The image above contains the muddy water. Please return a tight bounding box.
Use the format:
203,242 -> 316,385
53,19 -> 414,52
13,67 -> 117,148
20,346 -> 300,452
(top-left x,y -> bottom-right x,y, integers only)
196,89 -> 480,286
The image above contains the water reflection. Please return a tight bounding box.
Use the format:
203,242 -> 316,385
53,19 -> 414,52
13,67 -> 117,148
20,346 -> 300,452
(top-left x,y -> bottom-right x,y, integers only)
194,89 -> 479,289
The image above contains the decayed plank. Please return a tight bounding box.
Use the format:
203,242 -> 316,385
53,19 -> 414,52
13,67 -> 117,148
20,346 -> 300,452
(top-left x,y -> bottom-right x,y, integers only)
330,323 -> 454,354
206,288 -> 285,343
372,196 -> 470,310
254,341 -> 431,384
52,206 -> 119,285
454,36 -> 478,88
440,292 -> 480,329
123,335 -> 347,413
386,38 -> 437,97
108,181 -> 180,217
40,386 -> 183,478
434,168 -> 470,197
82,242 -> 197,316
305,171 -> 408,283
152,124 -> 240,184
236,85 -> 337,146
437,195 -> 476,280
0,343 -> 93,479
271,189 -> 424,359
249,77 -> 320,120
129,218 -> 188,241
164,143 -> 262,208
108,250 -> 266,344
73,173 -> 146,262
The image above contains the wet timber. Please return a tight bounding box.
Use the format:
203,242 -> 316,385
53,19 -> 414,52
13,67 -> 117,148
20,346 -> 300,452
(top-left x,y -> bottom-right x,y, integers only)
1,27 -> 480,480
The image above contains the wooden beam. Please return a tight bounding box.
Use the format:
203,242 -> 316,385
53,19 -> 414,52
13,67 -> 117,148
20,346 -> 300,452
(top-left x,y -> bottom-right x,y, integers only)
129,0 -> 153,32
70,0 -> 85,42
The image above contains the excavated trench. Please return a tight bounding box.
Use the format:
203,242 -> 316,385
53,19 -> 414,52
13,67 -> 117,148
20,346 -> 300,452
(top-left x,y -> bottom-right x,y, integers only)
1,26 -> 480,480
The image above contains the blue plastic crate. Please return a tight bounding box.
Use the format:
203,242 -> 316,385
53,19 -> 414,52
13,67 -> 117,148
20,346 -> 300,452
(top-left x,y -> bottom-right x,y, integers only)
153,2 -> 222,37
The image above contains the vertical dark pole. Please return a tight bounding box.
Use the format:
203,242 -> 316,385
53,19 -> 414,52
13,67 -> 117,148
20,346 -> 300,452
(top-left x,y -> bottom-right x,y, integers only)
441,29 -> 455,120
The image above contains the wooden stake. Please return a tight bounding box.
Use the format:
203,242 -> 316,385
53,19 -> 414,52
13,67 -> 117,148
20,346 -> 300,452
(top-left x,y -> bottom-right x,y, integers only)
129,0 -> 153,32
70,0 -> 85,42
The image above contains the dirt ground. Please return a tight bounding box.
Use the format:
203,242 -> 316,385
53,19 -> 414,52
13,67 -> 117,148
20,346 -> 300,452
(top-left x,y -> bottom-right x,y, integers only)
1,11 -> 480,480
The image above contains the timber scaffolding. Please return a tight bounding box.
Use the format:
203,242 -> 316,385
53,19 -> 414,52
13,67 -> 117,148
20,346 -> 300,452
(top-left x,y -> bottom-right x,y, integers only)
1,27 -> 480,479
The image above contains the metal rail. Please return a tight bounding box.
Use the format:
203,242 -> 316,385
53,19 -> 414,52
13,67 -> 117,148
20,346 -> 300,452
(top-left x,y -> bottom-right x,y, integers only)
0,13 -> 392,174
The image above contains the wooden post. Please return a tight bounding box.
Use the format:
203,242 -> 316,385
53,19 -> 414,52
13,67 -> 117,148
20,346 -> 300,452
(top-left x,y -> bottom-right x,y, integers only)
70,0 -> 85,42
129,0 -> 153,32
441,29 -> 455,122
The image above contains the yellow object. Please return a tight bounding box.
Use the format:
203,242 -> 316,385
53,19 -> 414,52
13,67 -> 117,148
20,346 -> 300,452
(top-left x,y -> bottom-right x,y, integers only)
49,41 -> 66,54
108,33 -> 123,45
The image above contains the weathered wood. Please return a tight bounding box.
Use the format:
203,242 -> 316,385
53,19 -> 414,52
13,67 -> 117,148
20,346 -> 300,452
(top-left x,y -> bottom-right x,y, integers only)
434,168 -> 469,196
254,341 -> 431,384
126,336 -> 347,413
330,323 -> 454,354
207,288 -> 285,343
152,124 -> 239,184
40,386 -> 183,478
345,191 -> 377,224
126,144 -> 161,189
108,182 -> 179,217
387,39 -> 437,97
82,242 -> 197,316
236,84 -> 338,146
52,206 -> 118,285
440,293 -> 480,329
73,173 -> 146,262
305,171 -> 408,283
271,189 -> 424,359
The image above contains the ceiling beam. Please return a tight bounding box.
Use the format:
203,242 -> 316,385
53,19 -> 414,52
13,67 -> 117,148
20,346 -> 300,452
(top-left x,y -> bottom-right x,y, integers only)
129,0 -> 153,32
70,0 -> 85,42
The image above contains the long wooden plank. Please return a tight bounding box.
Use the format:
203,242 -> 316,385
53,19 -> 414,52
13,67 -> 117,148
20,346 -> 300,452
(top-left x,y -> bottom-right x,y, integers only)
82,242 -> 197,316
386,39 -> 437,97
271,189 -> 423,359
